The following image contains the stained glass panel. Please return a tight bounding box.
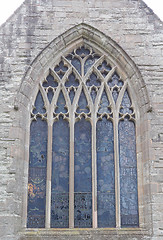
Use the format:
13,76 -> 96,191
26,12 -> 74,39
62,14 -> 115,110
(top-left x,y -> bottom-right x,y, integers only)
54,60 -> 68,79
97,117 -> 115,227
97,60 -> 112,77
74,119 -> 92,228
66,54 -> 81,75
47,88 -> 54,104
27,117 -> 47,228
65,72 -> 79,87
33,91 -> 46,114
98,90 -> 111,114
86,73 -> 101,86
55,91 -> 67,114
84,56 -> 100,75
51,118 -> 69,228
76,90 -> 89,113
43,74 -> 58,88
120,90 -> 133,114
112,88 -> 119,103
119,119 -> 139,227
69,89 -> 75,104
90,88 -> 97,103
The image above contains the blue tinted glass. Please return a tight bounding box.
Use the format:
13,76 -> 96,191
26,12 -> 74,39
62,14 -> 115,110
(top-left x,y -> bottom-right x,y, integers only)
90,88 -> 97,103
27,118 -> 47,228
43,74 -> 58,88
108,73 -> 122,87
33,91 -> 46,114
47,88 -> 54,104
54,60 -> 68,79
86,72 -> 101,86
97,117 -> 115,227
120,90 -> 133,114
112,88 -> 119,103
65,72 -> 79,87
98,90 -> 111,114
84,56 -> 100,75
51,118 -> 69,228
55,91 -> 67,113
69,89 -> 75,104
74,119 -> 92,227
119,119 -> 139,227
76,46 -> 90,58
97,60 -> 112,77
76,90 -> 89,113
71,58 -> 81,75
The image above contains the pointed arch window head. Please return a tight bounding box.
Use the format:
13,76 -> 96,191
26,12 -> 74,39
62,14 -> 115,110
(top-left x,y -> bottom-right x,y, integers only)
27,44 -> 139,229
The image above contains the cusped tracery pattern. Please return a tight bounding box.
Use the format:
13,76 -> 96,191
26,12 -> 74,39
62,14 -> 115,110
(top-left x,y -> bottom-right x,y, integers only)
27,44 -> 139,229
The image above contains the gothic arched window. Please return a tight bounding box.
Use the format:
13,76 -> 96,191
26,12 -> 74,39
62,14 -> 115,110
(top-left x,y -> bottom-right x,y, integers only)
27,44 -> 139,229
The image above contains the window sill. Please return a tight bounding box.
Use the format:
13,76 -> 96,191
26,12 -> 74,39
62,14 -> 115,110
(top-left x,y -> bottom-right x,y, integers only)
19,227 -> 150,238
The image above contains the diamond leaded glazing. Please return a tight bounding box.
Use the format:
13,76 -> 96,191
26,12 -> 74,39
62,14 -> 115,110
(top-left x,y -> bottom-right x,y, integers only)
27,44 -> 139,229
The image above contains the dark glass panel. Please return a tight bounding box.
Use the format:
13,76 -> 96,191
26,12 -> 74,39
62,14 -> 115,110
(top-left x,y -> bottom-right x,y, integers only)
65,72 -> 79,87
112,88 -> 119,103
76,90 -> 89,113
90,88 -> 97,103
97,117 -> 115,227
54,60 -> 68,79
97,60 -> 112,77
43,74 -> 58,88
120,90 -> 133,114
71,57 -> 81,75
119,119 -> 139,227
86,72 -> 101,86
55,91 -> 67,114
74,119 -> 92,227
33,91 -> 46,114
74,193 -> 92,228
47,88 -> 54,104
51,118 -> 69,228
98,90 -> 111,114
69,89 -> 75,104
108,73 -> 123,87
76,46 -> 90,58
27,118 -> 47,228
84,56 -> 100,75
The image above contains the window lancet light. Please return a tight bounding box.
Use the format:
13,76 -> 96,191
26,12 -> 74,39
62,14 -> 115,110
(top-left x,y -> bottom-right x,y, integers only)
27,44 -> 139,229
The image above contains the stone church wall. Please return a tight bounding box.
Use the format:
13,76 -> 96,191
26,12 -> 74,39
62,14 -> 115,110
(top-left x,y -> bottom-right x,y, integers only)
0,0 -> 162,239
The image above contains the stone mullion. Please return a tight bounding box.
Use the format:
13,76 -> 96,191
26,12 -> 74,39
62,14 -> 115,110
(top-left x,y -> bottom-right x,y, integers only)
45,107 -> 53,228
92,115 -> 97,228
114,113 -> 121,228
69,111 -> 75,228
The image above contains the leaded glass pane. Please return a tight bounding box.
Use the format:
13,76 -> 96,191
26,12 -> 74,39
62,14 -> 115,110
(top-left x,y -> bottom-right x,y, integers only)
33,91 -> 46,114
54,60 -> 68,79
76,90 -> 89,113
97,117 -> 115,227
120,90 -> 133,114
98,90 -> 111,114
43,74 -> 58,88
74,118 -> 92,228
55,91 -> 67,114
84,56 -> 100,75
97,60 -> 112,77
47,88 -> 54,104
51,118 -> 69,228
119,119 -> 139,227
86,73 -> 101,86
65,72 -> 79,87
27,117 -> 47,228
